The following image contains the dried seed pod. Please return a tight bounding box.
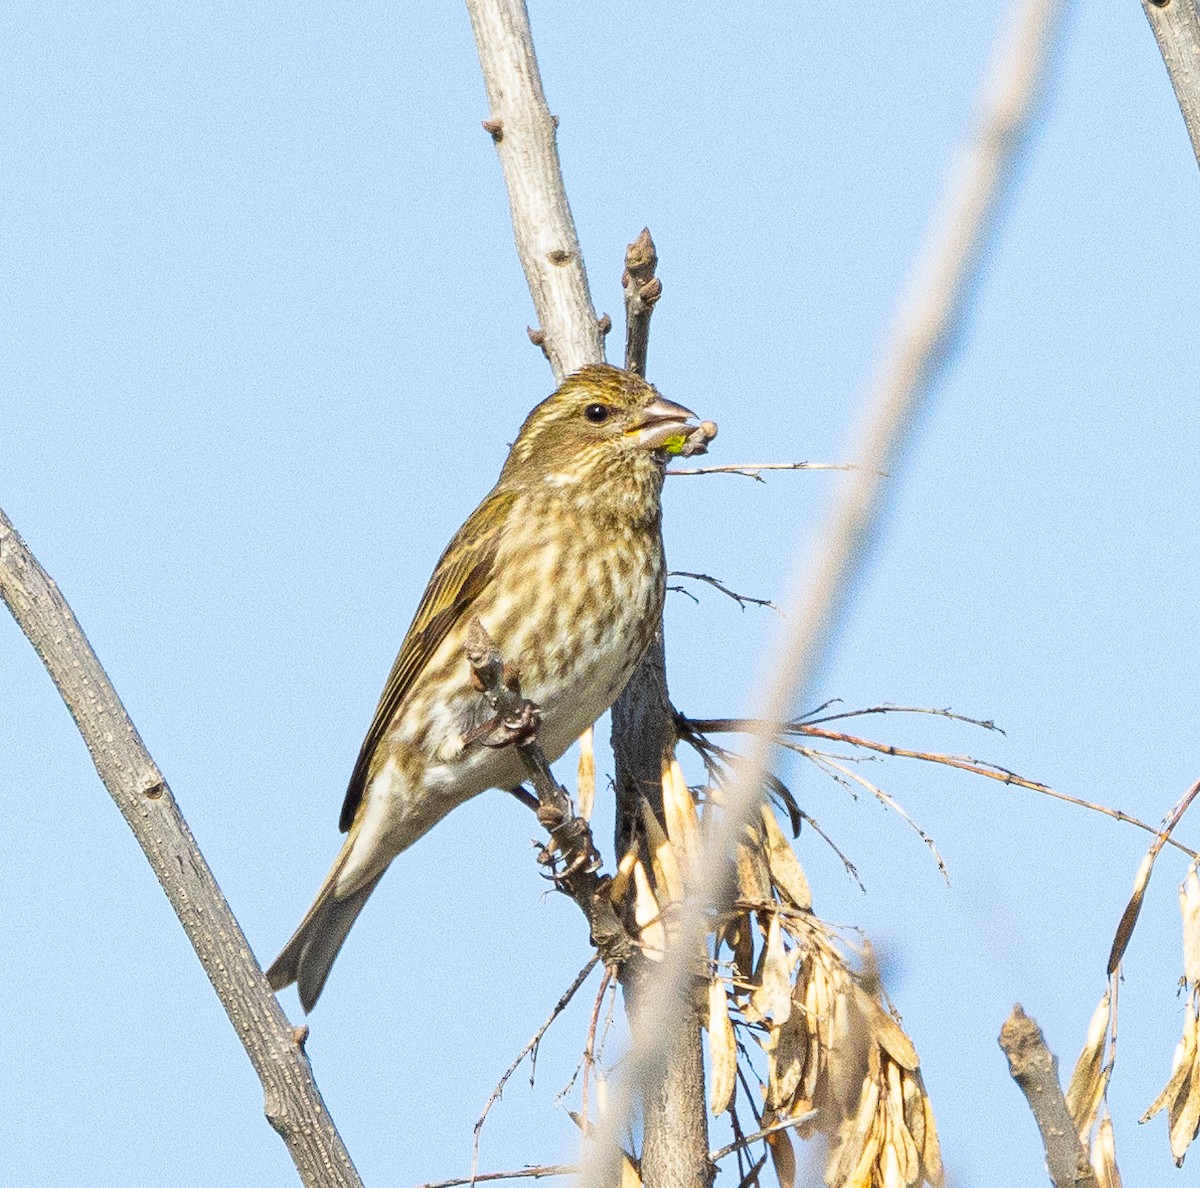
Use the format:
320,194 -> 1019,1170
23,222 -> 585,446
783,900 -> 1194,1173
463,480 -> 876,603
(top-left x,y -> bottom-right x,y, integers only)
661,756 -> 699,872
1065,990 -> 1111,1139
632,859 -> 666,961
735,822 -> 773,904
640,799 -> 682,905
1090,1113 -> 1123,1188
730,911 -> 755,989
1143,992 -> 1200,1164
765,1127 -> 796,1188
576,725 -> 595,822
862,988 -> 919,1073
768,1006 -> 810,1111
707,977 -> 737,1116
1183,869 -> 1200,987
610,845 -> 638,905
761,804 -> 812,911
750,913 -> 793,1025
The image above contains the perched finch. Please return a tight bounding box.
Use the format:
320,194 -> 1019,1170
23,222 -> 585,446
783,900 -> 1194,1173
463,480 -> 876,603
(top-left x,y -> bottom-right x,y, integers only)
268,363 -> 714,1010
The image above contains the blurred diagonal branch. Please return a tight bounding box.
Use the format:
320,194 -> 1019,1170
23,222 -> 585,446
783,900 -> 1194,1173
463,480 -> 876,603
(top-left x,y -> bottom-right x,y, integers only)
0,508 -> 362,1188
579,0 -> 1067,1183
1141,0 -> 1200,170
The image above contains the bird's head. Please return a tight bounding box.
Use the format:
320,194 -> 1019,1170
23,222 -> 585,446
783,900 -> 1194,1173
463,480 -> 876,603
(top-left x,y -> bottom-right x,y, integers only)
500,364 -> 716,492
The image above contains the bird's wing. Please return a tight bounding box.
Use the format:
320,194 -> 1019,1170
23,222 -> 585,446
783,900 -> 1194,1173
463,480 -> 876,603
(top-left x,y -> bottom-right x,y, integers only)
338,487 -> 517,832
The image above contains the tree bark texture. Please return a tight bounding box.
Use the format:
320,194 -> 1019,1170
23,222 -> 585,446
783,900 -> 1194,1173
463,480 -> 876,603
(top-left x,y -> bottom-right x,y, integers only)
999,1005 -> 1098,1188
1142,0 -> 1200,170
465,0 -> 606,381
465,7 -> 710,1185
0,509 -> 361,1188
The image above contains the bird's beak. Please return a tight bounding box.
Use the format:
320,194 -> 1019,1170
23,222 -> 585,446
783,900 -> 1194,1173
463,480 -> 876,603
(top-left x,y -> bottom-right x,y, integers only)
630,396 -> 718,457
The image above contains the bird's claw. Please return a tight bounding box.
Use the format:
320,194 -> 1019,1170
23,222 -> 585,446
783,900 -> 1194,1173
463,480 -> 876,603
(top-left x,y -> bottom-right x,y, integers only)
537,840 -> 601,884
463,698 -> 542,748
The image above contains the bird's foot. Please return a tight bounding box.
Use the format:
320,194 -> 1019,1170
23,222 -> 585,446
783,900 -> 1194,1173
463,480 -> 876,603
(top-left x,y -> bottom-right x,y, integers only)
537,816 -> 601,884
463,697 -> 542,749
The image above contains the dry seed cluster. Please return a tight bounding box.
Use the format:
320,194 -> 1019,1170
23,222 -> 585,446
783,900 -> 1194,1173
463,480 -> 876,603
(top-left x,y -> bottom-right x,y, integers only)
606,756 -> 943,1188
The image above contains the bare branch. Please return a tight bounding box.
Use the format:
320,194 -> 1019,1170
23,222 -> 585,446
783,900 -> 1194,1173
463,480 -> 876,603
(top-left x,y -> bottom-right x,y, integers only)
669,571 -> 779,613
418,1164 -> 577,1188
623,226 -> 661,376
612,225 -> 713,1188
0,510 -> 362,1186
667,461 -> 861,480
1141,0 -> 1200,170
464,0 -> 605,379
999,1005 -> 1098,1188
709,1111 -> 818,1164
686,713 -> 1199,859
472,957 -> 600,1181
579,1 -> 1067,1181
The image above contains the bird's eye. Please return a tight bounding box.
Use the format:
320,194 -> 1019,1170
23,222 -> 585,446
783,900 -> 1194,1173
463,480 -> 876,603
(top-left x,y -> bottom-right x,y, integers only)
584,403 -> 610,424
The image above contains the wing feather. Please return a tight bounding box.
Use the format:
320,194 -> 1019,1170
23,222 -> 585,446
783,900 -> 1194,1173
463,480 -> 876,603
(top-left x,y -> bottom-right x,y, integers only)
338,487 -> 515,832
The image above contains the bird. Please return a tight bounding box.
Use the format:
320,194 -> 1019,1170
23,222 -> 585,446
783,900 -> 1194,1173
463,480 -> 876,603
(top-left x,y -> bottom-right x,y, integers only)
267,363 -> 714,1010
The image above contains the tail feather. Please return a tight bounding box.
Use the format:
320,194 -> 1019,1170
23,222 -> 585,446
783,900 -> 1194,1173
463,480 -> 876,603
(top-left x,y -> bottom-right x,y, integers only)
267,848 -> 385,1012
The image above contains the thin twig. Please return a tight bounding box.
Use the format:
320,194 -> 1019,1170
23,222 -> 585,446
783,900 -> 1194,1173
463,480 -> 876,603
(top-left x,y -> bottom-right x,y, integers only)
418,1163 -> 577,1188
798,703 -> 1003,733
666,461 -> 861,480
804,751 -> 949,882
799,726 -> 1200,861
710,1111 -> 819,1163
734,1152 -> 769,1188
579,2 -> 1067,1179
670,571 -> 780,613
578,964 -> 614,1131
0,511 -> 362,1186
472,956 -> 600,1182
684,714 -> 1200,859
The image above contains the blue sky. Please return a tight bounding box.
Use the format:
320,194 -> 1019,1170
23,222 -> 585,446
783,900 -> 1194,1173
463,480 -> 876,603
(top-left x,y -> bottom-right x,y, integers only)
4,2 -> 1200,1185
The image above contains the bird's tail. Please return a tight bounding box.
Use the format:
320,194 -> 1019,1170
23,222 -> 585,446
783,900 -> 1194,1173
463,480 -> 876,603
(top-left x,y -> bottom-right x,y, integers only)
266,841 -> 385,1012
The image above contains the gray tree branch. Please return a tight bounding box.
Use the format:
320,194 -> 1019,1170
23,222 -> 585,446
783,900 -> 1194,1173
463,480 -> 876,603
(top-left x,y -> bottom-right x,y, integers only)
463,6 -> 710,1183
613,227 -> 712,1188
999,1005 -> 1099,1188
1141,0 -> 1200,170
0,508 -> 361,1188
464,0 -> 606,380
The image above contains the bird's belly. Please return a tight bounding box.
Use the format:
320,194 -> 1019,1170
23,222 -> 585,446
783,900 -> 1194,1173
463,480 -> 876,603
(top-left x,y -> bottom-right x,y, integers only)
420,614 -> 643,800
369,535 -> 660,861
